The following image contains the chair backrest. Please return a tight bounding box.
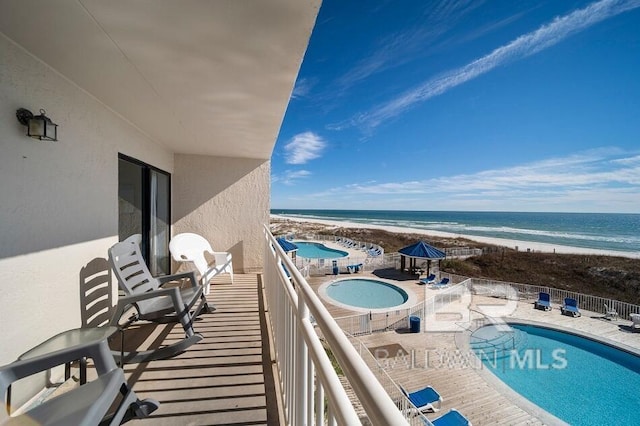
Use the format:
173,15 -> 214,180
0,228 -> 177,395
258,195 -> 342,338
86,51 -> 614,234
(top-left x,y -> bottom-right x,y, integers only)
108,236 -> 160,297
169,233 -> 213,275
565,298 -> 578,308
539,292 -> 550,302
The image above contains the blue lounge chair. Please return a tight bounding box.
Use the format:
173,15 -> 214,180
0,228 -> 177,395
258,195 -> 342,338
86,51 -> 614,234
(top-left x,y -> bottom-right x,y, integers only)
400,385 -> 442,412
420,274 -> 436,285
535,292 -> 551,311
561,297 -> 581,317
431,409 -> 471,426
347,263 -> 362,273
432,277 -> 450,288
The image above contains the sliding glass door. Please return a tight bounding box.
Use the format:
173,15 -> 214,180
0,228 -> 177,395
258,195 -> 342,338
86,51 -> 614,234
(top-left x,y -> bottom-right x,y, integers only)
118,154 -> 171,275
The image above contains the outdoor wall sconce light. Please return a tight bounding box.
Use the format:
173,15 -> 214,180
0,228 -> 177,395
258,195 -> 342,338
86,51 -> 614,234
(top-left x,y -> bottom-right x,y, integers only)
16,108 -> 58,141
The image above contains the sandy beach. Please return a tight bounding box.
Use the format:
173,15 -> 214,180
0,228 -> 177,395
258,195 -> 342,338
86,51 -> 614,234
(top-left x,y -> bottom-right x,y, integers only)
271,214 -> 640,259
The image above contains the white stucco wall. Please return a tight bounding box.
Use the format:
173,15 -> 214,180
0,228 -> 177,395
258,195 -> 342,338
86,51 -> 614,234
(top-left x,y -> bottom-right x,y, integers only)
1,31 -> 274,408
0,33 -> 173,374
173,154 -> 270,273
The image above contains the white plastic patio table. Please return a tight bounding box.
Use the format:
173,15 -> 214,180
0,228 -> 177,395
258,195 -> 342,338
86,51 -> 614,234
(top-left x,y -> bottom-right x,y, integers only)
17,327 -> 118,383
19,327 -> 117,359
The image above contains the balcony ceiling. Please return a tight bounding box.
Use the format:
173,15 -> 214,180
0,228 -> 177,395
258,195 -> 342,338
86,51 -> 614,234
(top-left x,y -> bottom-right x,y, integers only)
0,0 -> 320,159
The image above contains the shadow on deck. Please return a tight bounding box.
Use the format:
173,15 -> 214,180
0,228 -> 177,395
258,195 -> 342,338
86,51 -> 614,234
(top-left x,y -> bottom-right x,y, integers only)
118,274 -> 281,426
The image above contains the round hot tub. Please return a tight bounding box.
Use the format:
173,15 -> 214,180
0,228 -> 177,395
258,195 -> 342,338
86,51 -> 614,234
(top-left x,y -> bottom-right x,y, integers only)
319,278 -> 414,312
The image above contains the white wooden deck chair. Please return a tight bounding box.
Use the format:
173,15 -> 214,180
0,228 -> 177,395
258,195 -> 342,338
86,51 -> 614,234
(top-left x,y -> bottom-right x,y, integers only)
0,327 -> 159,425
169,233 -> 234,295
108,236 -> 213,364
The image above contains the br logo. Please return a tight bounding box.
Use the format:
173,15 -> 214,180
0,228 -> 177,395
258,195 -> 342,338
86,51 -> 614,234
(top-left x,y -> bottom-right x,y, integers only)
423,284 -> 519,333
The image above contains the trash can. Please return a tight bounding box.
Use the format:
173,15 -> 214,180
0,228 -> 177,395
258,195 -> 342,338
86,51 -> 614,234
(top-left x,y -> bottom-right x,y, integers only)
332,260 -> 339,276
409,316 -> 420,333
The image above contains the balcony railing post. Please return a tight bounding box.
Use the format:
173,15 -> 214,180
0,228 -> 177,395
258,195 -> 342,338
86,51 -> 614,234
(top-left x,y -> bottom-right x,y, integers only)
315,380 -> 324,425
295,286 -> 309,425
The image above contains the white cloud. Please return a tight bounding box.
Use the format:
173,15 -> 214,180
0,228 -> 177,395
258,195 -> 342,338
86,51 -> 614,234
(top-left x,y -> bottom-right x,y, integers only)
284,132 -> 327,164
302,149 -> 640,211
272,170 -> 312,186
291,78 -> 315,99
349,0 -> 640,130
333,1 -> 484,93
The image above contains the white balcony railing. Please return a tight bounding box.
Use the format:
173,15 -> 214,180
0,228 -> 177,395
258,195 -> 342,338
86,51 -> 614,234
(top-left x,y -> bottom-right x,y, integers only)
263,227 -> 408,425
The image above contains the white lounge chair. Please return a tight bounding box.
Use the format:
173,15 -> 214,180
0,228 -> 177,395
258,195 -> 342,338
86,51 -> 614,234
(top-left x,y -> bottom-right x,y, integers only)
170,232 -> 234,295
630,313 -> 640,330
604,304 -> 618,320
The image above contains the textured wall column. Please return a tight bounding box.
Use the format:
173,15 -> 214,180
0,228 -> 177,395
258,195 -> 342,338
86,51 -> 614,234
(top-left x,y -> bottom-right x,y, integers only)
173,154 -> 270,273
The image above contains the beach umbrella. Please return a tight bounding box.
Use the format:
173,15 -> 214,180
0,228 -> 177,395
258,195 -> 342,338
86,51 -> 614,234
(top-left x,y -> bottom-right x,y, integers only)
398,241 -> 446,275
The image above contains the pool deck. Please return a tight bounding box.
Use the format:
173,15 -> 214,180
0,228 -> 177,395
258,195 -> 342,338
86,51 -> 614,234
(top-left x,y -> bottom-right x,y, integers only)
307,271 -> 640,425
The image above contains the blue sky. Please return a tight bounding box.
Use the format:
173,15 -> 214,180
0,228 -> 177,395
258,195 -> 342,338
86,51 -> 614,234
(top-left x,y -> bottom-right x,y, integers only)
271,0 -> 640,213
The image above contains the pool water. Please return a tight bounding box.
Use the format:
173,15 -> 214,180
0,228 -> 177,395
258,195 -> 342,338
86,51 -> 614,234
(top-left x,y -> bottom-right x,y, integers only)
477,324 -> 640,425
325,279 -> 408,309
294,241 -> 348,259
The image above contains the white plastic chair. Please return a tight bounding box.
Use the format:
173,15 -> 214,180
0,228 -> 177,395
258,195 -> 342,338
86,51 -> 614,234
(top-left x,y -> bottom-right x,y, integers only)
604,304 -> 619,320
0,327 -> 159,425
108,236 -> 213,363
170,233 -> 234,295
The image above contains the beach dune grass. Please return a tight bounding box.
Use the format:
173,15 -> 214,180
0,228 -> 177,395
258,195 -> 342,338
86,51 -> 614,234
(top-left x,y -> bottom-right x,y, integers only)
271,219 -> 640,305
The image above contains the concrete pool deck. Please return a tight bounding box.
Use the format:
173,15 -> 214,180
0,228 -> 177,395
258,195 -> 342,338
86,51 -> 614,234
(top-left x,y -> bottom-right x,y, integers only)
307,271 -> 640,425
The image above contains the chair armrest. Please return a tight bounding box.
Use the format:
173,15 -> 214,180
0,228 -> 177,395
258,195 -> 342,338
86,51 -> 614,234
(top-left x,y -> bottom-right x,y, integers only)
157,271 -> 198,288
110,287 -> 187,328
118,287 -> 184,305
200,253 -> 232,279
210,251 -> 231,263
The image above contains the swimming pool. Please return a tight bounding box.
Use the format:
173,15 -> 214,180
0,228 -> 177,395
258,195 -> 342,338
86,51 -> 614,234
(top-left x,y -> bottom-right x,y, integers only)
473,323 -> 640,425
319,278 -> 411,311
294,241 -> 348,259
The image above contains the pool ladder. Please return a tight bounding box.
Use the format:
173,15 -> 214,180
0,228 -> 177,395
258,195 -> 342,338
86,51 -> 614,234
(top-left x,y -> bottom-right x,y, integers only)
469,325 -> 528,360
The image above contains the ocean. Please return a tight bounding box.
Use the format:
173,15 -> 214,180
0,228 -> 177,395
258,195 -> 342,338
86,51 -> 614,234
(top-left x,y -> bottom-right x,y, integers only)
271,210 -> 640,255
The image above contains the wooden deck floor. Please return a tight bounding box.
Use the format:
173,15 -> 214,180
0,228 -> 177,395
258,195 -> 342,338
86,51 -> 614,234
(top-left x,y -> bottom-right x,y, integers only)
120,273 -> 281,426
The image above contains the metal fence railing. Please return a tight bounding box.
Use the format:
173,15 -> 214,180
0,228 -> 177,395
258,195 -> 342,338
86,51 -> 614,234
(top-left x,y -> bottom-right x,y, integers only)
468,277 -> 640,321
334,275 -> 640,337
344,333 -> 434,426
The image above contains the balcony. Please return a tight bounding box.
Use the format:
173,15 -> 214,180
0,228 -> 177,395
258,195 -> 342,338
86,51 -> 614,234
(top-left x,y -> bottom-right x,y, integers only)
8,230 -> 640,425
118,273 -> 280,425
38,229 -> 408,425
126,232 -> 640,426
